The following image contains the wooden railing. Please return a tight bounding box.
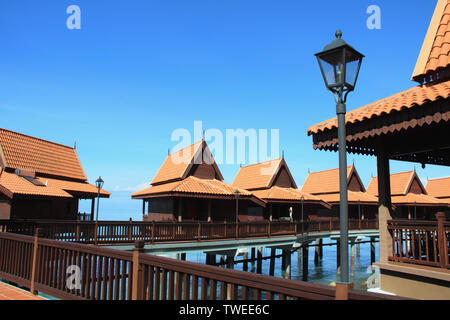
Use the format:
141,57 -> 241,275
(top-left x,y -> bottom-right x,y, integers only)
0,231 -> 401,300
387,212 -> 449,269
0,219 -> 378,245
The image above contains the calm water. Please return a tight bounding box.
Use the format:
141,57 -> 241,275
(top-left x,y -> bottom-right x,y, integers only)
171,237 -> 379,291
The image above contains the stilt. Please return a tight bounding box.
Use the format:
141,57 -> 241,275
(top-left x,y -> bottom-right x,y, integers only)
350,239 -> 356,277
269,248 -> 276,276
314,239 -> 323,264
180,253 -> 186,261
257,247 -> 263,274
297,248 -> 302,272
356,239 -> 361,258
243,252 -> 248,271
336,239 -> 341,275
227,255 -> 234,300
283,249 -> 291,279
370,237 -> 376,264
251,247 -> 256,261
302,244 -> 309,282
206,253 -> 216,265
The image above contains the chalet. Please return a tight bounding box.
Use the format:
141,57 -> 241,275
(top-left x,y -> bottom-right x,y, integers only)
232,157 -> 331,221
301,165 -> 379,220
0,128 -> 110,220
367,171 -> 448,219
307,0 -> 450,299
131,140 -> 266,222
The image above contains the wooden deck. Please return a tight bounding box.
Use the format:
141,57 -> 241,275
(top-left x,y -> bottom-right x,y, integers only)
0,281 -> 46,300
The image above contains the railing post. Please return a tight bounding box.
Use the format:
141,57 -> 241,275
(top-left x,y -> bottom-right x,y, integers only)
436,212 -> 447,268
76,219 -> 80,242
198,222 -> 201,241
268,220 -> 271,238
129,218 -> 133,242
151,222 -> 155,244
94,221 -> 98,245
30,228 -> 42,295
132,240 -> 145,300
330,219 -> 332,232
335,282 -> 353,300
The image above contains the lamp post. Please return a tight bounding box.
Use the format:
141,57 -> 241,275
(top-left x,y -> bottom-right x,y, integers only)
234,189 -> 240,224
95,176 -> 104,221
315,30 -> 364,286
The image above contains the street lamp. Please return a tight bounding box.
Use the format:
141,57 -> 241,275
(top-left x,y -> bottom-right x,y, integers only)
234,189 -> 241,224
315,30 -> 364,286
95,176 -> 104,221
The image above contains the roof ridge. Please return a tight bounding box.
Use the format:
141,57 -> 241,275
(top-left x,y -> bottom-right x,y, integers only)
0,128 -> 75,150
307,166 -> 352,175
239,158 -> 282,169
427,176 -> 450,181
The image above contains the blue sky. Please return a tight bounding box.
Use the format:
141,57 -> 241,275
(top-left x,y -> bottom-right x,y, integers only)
0,1 -> 447,220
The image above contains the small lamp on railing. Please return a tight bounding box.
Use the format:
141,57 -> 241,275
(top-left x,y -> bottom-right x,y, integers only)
95,176 -> 104,222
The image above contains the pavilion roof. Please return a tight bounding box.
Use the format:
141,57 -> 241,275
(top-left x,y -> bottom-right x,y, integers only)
301,165 -> 363,195
232,158 -> 297,190
0,128 -> 87,181
426,177 -> 450,199
251,186 -> 331,209
366,171 -> 427,196
131,176 -> 266,207
151,140 -> 223,185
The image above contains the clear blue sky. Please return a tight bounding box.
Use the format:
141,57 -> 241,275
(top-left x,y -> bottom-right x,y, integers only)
0,1 -> 447,219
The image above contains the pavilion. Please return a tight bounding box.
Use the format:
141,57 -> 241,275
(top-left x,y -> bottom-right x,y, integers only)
367,171 -> 449,220
131,140 -> 266,222
0,128 -> 110,220
232,157 -> 331,221
301,165 -> 379,220
307,0 -> 450,299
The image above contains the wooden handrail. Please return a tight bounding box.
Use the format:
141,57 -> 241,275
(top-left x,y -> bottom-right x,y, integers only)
0,219 -> 378,245
0,232 -> 402,300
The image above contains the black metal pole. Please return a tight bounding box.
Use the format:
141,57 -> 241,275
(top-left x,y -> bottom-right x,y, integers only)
96,187 -> 101,221
337,100 -> 350,284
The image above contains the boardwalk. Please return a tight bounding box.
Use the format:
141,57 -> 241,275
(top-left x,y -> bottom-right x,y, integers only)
0,281 -> 46,300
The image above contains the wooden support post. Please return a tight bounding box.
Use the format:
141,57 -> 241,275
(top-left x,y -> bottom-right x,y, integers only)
151,222 -> 155,244
207,199 -> 212,223
75,219 -> 80,242
350,238 -> 356,277
335,282 -> 353,300
180,253 -> 186,261
436,212 -> 448,268
243,252 -> 248,271
302,244 -> 309,282
283,249 -> 291,279
128,218 -> 133,242
178,198 -> 182,222
226,254 -> 234,300
90,198 -> 95,221
377,150 -> 393,264
257,247 -> 263,274
269,248 -> 276,276
269,205 -> 273,222
370,237 -> 376,264
132,240 -> 145,300
30,228 -> 42,295
356,239 -> 360,257
197,222 -> 201,241
297,248 -> 302,272
314,239 -> 322,265
251,247 -> 255,261
94,221 -> 98,245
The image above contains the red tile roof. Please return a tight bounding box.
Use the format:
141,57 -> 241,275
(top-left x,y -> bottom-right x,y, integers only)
232,158 -> 297,190
0,128 -> 87,181
131,176 -> 266,207
413,0 -> 450,82
0,170 -> 73,199
366,171 -> 426,196
317,191 -> 378,205
252,186 -> 331,209
37,177 -> 110,198
301,166 -> 358,195
307,80 -> 450,136
151,140 -> 223,185
426,177 -> 450,199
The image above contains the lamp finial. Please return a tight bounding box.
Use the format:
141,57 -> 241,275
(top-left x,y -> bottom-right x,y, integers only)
335,29 -> 342,39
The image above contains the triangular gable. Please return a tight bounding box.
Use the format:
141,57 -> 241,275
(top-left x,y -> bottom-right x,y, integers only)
412,0 -> 450,83
404,171 -> 428,195
232,158 -> 297,190
347,165 -> 366,192
151,140 -> 223,186
301,166 -> 359,195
